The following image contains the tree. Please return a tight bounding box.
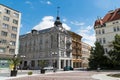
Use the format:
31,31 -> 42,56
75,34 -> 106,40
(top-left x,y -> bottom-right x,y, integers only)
89,42 -> 107,69
107,34 -> 120,69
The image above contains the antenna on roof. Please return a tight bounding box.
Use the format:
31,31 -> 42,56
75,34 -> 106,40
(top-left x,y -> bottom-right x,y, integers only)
57,6 -> 60,17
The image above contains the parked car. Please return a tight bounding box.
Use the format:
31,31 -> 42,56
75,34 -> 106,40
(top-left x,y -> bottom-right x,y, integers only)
63,66 -> 73,71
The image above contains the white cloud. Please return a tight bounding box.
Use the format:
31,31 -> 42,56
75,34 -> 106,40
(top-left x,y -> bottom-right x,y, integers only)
77,25 -> 95,46
71,21 -> 85,26
47,1 -> 51,5
25,1 -> 34,8
33,16 -> 71,30
40,0 -> 52,5
62,18 -> 67,22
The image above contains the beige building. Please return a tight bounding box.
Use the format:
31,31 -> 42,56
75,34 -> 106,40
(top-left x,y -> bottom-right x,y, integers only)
81,42 -> 91,68
0,4 -> 21,68
19,16 -> 72,70
94,8 -> 120,53
68,31 -> 82,68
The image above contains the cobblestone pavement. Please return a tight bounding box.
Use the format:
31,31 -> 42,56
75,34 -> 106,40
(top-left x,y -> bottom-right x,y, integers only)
7,71 -> 100,80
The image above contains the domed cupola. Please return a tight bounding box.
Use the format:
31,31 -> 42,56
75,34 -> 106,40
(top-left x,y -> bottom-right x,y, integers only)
54,16 -> 62,26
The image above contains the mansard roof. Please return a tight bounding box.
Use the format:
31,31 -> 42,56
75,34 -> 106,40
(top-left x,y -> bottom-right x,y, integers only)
94,8 -> 120,28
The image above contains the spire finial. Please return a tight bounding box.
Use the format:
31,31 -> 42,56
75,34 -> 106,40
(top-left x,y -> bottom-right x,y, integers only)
57,6 -> 60,17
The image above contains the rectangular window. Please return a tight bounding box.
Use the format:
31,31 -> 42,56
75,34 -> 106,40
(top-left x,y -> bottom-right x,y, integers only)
10,41 -> 16,46
102,29 -> 105,34
0,39 -> 7,44
0,47 -> 5,53
9,49 -> 15,54
103,38 -> 106,44
117,26 -> 120,31
99,38 -> 102,44
5,9 -> 10,14
2,23 -> 9,29
99,30 -> 101,34
113,27 -> 116,32
11,34 -> 16,39
12,26 -> 17,32
13,13 -> 19,18
13,19 -> 18,25
3,16 -> 9,21
1,31 -> 8,36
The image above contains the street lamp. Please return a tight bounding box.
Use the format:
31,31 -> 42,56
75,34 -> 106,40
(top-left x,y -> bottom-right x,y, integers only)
51,51 -> 57,72
20,55 -> 25,71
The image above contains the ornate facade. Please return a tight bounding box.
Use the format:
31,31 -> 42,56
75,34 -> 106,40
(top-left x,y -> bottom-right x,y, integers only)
19,16 -> 72,70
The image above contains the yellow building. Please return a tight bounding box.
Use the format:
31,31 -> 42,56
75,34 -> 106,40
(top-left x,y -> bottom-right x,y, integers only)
69,31 -> 82,68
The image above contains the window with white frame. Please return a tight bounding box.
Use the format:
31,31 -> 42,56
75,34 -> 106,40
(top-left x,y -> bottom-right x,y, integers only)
11,34 -> 16,39
103,38 -> 106,44
10,41 -> 16,46
113,27 -> 116,32
3,16 -> 9,21
99,30 -> 101,34
12,26 -> 17,32
2,23 -> 9,29
1,31 -> 8,36
13,12 -> 19,18
0,47 -> 5,53
13,19 -> 18,25
102,29 -> 105,34
5,9 -> 10,14
0,39 -> 7,44
9,49 -> 15,54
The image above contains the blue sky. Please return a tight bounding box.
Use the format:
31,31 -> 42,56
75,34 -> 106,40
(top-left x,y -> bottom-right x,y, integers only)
1,0 -> 120,46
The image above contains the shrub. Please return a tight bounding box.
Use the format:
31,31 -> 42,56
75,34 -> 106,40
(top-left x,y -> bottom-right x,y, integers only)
28,71 -> 33,75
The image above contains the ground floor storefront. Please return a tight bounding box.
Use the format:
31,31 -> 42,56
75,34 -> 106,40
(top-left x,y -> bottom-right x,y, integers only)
20,58 -> 73,70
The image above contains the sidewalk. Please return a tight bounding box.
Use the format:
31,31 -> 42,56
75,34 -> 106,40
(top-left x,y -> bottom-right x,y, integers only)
92,72 -> 120,80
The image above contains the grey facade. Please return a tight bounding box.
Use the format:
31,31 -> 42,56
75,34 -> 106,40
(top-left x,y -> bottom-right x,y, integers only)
19,16 -> 72,70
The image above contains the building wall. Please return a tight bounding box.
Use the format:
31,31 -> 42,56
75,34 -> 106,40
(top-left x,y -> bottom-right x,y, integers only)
0,4 -> 21,68
19,26 -> 72,70
81,42 -> 91,68
95,20 -> 120,53
69,31 -> 82,68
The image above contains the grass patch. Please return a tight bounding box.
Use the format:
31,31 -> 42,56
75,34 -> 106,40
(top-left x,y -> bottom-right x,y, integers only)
107,74 -> 120,78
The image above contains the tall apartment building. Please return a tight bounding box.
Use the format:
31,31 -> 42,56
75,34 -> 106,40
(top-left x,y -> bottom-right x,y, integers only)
94,8 -> 120,53
0,4 -> 21,68
19,16 -> 72,70
69,31 -> 82,68
81,42 -> 91,68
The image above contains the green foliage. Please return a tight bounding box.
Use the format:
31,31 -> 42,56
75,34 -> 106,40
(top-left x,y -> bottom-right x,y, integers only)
28,71 -> 33,75
107,34 -> 120,68
9,55 -> 20,71
38,60 -> 46,69
89,42 -> 108,69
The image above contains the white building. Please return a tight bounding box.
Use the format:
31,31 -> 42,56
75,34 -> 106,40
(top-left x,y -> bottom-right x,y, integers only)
19,16 -> 72,70
94,8 -> 120,53
0,4 -> 21,69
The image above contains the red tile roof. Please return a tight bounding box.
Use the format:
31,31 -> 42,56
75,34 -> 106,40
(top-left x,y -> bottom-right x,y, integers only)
94,8 -> 120,28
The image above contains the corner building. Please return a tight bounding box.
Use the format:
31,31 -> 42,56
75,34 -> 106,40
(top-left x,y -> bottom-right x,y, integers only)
19,16 -> 72,70
0,4 -> 21,69
94,8 -> 120,53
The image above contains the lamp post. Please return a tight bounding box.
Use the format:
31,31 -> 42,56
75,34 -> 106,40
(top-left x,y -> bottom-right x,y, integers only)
51,51 -> 57,72
20,55 -> 25,72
